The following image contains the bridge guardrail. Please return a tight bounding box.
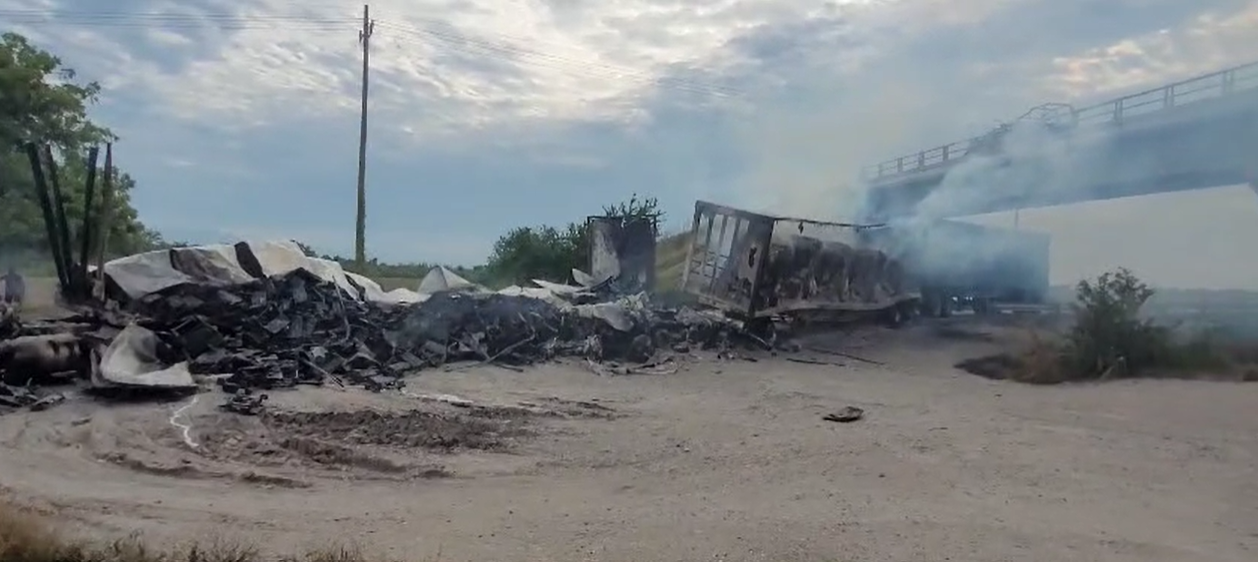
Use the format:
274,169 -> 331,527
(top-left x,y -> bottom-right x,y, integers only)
863,61 -> 1258,182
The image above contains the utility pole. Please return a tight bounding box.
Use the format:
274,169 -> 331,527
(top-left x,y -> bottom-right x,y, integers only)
354,4 -> 374,268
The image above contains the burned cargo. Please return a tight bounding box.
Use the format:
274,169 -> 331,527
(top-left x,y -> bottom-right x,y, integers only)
680,201 -> 919,323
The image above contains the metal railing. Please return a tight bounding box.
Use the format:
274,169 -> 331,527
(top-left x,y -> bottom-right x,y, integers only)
862,60 -> 1258,181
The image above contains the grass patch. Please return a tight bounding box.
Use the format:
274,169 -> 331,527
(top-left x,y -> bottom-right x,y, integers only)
957,269 -> 1258,384
654,231 -> 689,292
0,500 -> 394,562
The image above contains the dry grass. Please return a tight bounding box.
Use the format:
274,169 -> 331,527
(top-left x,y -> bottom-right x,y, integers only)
653,232 -> 689,292
957,330 -> 1258,384
956,270 -> 1258,385
0,500 -> 391,562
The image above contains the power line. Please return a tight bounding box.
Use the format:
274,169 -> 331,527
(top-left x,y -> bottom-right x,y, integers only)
0,9 -> 354,22
0,9 -> 356,30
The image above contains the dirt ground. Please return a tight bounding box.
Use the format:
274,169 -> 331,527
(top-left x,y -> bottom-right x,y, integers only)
1,318 -> 1255,562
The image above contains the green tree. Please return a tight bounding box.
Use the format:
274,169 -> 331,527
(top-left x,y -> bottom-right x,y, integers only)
601,193 -> 663,229
483,194 -> 664,287
485,225 -> 583,286
0,32 -> 158,263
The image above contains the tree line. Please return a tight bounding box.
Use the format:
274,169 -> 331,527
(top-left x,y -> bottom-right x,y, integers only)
0,32 -> 169,266
0,32 -> 664,287
301,194 -> 662,288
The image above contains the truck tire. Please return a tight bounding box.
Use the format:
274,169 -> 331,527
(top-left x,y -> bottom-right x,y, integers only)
884,304 -> 906,328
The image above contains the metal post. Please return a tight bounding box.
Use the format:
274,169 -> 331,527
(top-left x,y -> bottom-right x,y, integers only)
24,143 -> 68,291
679,208 -> 701,291
95,144 -> 114,290
78,146 -> 100,299
42,145 -> 76,291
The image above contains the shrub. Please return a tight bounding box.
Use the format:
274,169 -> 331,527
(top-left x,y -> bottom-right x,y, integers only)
957,268 -> 1254,383
1060,268 -> 1173,379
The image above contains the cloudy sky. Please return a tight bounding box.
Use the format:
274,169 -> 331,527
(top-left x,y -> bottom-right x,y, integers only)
5,0 -> 1258,288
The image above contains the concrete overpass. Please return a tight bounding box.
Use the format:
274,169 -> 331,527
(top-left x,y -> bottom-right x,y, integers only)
860,61 -> 1258,220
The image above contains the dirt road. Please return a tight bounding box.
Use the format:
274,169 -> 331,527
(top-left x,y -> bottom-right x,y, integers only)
1,325 -> 1255,562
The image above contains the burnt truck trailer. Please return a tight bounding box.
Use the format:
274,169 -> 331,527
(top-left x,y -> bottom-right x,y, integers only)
861,218 -> 1050,316
680,201 -> 921,325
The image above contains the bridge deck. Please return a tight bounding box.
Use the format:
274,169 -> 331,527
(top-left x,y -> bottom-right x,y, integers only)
863,61 -> 1258,185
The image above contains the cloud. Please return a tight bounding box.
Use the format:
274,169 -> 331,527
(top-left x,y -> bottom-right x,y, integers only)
3,0 -> 1257,288
1045,0 -> 1258,98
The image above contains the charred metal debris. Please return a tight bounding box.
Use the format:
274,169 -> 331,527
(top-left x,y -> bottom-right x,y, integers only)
0,267 -> 782,415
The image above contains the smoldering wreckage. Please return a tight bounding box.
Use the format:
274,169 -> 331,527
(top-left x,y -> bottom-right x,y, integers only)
0,236 -> 783,416
2,197 -> 1055,424
6,143 -> 957,420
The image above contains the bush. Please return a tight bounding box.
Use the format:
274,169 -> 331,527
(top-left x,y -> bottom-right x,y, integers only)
958,268 -> 1255,384
1061,268 -> 1172,379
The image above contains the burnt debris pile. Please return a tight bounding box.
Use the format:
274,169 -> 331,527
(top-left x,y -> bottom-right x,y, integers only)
1,258 -> 773,415
127,273 -> 758,394
398,292 -> 578,367
395,291 -> 755,369
126,269 -> 413,393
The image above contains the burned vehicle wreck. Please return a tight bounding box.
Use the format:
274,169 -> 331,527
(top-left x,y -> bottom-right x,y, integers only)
680,201 -> 920,326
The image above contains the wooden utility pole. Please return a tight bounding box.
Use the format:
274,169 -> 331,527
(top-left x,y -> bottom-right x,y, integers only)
354,4 -> 374,268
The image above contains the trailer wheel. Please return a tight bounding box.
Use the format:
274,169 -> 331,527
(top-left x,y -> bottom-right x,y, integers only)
899,300 -> 919,324
975,298 -> 992,316
884,305 -> 905,328
919,292 -> 943,318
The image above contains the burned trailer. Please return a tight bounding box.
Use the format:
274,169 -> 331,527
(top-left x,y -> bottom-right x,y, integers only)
587,215 -> 657,292
680,201 -> 920,326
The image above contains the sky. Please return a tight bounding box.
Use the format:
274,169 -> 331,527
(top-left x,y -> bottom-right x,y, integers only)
4,0 -> 1258,288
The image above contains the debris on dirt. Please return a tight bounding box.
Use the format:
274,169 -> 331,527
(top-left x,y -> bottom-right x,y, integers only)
1,239 -> 800,415
0,382 -> 65,413
402,391 -> 474,408
823,406 -> 865,423
263,408 -> 529,452
787,357 -> 844,367
126,269 -> 409,394
92,324 -> 198,393
0,303 -> 17,339
220,389 -> 268,415
0,333 -> 89,385
805,345 -> 883,366
585,356 -> 680,376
